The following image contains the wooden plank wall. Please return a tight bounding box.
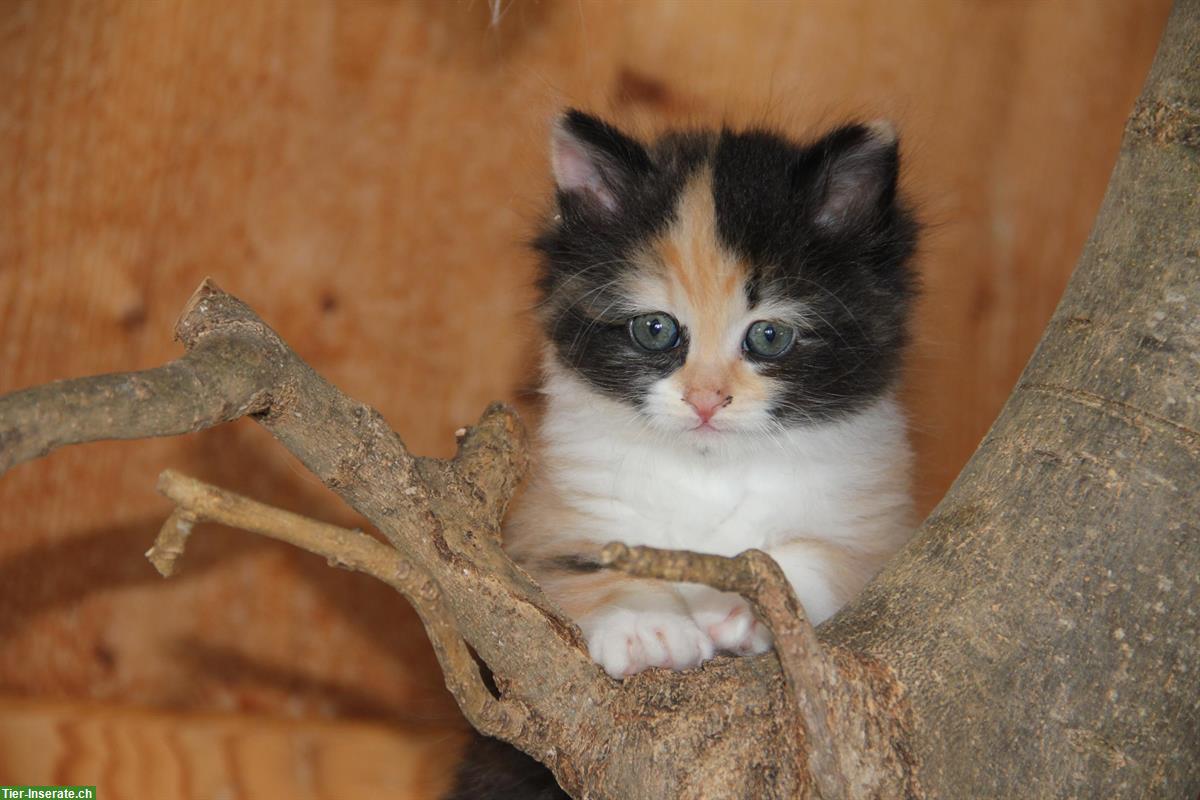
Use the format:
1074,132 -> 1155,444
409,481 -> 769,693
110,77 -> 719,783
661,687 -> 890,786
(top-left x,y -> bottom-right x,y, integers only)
0,0 -> 1170,794
0,697 -> 462,799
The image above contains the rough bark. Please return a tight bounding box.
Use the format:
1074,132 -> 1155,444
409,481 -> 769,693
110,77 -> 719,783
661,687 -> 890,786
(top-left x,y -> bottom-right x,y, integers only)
0,1 -> 1196,797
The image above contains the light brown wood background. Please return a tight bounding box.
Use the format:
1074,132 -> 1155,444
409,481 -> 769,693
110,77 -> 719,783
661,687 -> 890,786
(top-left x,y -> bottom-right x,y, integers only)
0,0 -> 1170,794
0,697 -> 462,799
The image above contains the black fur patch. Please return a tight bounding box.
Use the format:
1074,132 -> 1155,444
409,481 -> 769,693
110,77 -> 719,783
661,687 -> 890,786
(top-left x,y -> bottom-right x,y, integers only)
536,118 -> 712,405
446,734 -> 568,800
712,125 -> 918,422
535,111 -> 918,425
540,553 -> 604,574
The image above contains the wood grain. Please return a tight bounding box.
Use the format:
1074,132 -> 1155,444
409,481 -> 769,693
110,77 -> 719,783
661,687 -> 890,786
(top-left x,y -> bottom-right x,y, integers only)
0,0 -> 1171,739
0,696 -> 464,800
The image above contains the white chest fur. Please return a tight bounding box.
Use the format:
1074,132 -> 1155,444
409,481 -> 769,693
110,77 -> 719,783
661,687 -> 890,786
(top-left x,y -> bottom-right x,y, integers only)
536,372 -> 913,559
511,371 -> 915,677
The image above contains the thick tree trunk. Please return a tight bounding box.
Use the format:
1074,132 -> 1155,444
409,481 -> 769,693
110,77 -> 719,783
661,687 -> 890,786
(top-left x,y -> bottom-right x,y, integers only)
0,2 -> 1196,798
824,1 -> 1200,795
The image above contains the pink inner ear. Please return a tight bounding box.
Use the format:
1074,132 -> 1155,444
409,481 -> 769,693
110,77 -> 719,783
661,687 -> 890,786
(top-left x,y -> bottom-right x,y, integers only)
814,127 -> 896,230
551,130 -> 618,212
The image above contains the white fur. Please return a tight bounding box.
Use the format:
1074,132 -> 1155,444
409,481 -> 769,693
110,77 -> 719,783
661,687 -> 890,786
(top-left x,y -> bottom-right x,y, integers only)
531,361 -> 913,677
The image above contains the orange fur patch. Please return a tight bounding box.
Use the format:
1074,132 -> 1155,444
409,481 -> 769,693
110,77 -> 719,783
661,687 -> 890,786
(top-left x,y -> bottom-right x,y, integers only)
503,473 -> 665,618
642,170 -> 773,407
507,521 -> 666,619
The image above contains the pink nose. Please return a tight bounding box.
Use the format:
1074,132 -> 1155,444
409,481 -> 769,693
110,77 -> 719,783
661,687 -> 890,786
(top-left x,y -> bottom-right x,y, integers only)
684,388 -> 732,423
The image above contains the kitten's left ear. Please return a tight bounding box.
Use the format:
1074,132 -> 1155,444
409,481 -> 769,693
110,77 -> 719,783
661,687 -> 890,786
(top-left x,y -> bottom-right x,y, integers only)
802,120 -> 900,232
551,109 -> 653,214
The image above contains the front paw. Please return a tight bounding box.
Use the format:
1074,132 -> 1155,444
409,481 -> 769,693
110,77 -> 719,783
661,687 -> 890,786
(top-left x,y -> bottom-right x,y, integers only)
689,592 -> 772,655
583,609 -> 715,679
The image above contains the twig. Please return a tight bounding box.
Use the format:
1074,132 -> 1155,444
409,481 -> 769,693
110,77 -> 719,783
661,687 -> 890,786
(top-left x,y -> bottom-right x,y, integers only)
154,469 -> 402,580
147,507 -> 197,577
150,468 -> 528,739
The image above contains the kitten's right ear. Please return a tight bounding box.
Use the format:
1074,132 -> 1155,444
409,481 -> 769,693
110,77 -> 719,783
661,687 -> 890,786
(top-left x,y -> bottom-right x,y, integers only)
798,120 -> 901,234
551,109 -> 652,214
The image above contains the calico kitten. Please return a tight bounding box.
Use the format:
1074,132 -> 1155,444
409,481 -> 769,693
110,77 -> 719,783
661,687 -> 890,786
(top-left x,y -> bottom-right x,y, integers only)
448,109 -> 917,800
506,110 -> 918,678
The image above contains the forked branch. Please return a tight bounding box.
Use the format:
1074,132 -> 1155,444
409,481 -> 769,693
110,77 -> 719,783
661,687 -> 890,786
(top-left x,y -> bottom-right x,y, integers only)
0,279 -> 918,799
151,469 -> 528,740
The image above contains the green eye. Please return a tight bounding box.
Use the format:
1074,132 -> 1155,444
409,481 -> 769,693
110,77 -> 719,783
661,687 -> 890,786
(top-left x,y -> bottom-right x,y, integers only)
629,312 -> 681,352
744,320 -> 795,358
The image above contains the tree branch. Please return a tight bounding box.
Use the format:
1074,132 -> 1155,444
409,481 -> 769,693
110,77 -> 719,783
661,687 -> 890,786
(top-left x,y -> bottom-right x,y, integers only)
149,468 -> 527,741
152,469 -> 393,578
0,336 -> 274,474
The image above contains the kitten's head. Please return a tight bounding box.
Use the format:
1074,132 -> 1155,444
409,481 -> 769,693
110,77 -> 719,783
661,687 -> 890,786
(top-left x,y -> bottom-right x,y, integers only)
534,110 -> 917,443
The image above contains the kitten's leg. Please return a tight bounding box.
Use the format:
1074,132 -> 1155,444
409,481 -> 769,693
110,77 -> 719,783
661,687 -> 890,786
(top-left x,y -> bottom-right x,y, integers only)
680,539 -> 870,654
527,552 -> 714,678
678,583 -> 772,655
768,538 -> 881,626
580,581 -> 715,678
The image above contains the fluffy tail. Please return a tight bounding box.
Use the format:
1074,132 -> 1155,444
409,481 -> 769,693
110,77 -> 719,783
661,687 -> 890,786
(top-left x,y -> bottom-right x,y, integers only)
446,733 -> 570,800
